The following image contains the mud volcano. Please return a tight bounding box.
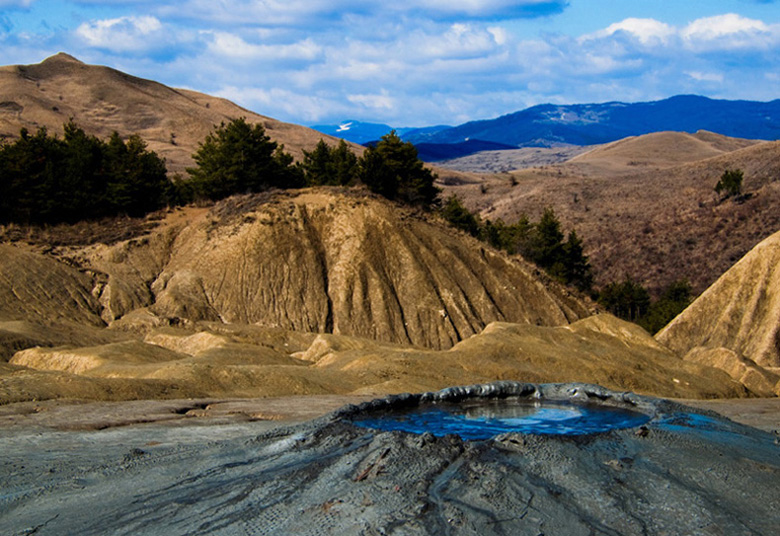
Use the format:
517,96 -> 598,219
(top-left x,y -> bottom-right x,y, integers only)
351,384 -> 652,439
2,383 -> 779,535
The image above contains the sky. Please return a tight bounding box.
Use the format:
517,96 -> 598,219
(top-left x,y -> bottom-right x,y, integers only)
1,1 -> 779,127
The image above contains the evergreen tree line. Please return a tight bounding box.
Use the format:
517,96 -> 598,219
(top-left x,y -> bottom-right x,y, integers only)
0,119 -> 439,226
0,122 -> 172,224
598,278 -> 693,334
440,195 -> 593,292
186,120 -> 439,209
440,195 -> 692,333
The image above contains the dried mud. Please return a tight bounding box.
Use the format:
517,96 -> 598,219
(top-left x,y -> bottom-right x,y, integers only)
1,383 -> 778,536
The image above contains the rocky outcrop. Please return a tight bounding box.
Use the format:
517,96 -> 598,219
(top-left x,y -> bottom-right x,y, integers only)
81,190 -> 590,350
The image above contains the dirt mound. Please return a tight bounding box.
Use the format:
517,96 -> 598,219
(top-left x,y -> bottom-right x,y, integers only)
0,244 -> 103,328
53,190 -> 589,350
0,54 -> 358,174
657,230 -> 780,395
4,313 -> 748,404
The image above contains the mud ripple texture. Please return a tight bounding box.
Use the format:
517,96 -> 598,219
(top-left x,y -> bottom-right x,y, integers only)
2,382 -> 778,535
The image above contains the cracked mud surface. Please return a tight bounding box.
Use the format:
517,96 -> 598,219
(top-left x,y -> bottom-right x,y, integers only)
1,383 -> 778,535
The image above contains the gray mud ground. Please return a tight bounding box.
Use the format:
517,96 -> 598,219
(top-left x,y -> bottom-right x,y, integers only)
1,384 -> 779,535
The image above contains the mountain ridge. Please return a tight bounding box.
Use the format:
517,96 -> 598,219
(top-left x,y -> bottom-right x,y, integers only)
0,53 -> 361,175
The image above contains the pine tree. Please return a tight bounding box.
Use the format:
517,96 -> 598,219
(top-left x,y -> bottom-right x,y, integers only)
359,131 -> 440,208
187,118 -> 301,200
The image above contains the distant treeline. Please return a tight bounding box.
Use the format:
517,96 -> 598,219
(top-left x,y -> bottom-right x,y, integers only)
0,118 -> 439,226
439,195 -> 692,333
440,195 -> 593,292
0,122 -> 173,224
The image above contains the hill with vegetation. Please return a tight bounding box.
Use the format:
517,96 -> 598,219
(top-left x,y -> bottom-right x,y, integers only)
0,53 -> 358,175
442,131 -> 780,300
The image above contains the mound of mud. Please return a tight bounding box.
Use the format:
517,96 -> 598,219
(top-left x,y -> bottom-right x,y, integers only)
2,382 -> 778,535
658,229 -> 780,396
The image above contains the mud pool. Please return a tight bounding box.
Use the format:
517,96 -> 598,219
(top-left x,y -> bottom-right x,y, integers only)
352,399 -> 652,439
1,382 -> 779,535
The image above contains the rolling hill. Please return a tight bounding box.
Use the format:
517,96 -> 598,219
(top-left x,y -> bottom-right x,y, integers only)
0,53 -> 358,175
442,131 -> 780,297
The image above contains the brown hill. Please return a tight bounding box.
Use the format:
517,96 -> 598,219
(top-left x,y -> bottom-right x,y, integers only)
567,130 -> 759,173
444,132 -> 780,297
1,189 -> 590,351
657,230 -> 780,396
0,53 -> 357,174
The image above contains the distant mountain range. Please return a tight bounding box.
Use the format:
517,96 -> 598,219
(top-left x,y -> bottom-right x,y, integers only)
309,120 -> 451,145
313,95 -> 780,161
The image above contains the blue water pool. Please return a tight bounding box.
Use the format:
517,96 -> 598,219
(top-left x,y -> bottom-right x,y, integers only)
352,398 -> 651,440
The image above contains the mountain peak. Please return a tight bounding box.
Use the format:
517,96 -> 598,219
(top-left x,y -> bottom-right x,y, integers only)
41,52 -> 84,65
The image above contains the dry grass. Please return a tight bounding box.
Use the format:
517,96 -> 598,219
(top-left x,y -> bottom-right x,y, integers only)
443,132 -> 780,297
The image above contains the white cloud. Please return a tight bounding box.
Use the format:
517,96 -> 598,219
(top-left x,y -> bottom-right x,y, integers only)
685,71 -> 725,83
207,32 -> 322,61
588,18 -> 676,46
347,91 -> 396,111
76,16 -> 167,52
682,13 -> 779,50
414,23 -> 508,59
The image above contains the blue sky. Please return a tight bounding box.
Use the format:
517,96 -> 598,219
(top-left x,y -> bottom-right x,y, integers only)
1,0 -> 779,126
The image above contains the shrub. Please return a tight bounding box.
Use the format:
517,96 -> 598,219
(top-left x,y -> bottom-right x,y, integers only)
715,169 -> 743,198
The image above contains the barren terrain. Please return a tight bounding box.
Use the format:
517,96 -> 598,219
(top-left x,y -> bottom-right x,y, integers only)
443,131 -> 780,296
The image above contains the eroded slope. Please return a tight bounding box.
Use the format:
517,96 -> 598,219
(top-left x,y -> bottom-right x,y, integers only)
657,230 -> 780,395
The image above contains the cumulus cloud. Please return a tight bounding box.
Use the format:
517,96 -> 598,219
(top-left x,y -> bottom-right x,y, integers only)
206,32 -> 322,61
586,18 -> 676,46
682,13 -> 779,50
76,16 -> 168,52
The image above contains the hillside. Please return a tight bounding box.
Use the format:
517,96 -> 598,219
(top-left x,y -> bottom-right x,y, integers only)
0,190 -> 589,351
2,188 -> 766,402
442,131 -> 780,296
408,95 -> 780,148
656,230 -> 780,396
0,53 -> 357,174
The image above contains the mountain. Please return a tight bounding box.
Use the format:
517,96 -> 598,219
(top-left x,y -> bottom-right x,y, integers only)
310,120 -> 397,144
0,53 -> 357,174
656,230 -> 780,396
404,95 -> 780,148
310,120 -> 451,145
